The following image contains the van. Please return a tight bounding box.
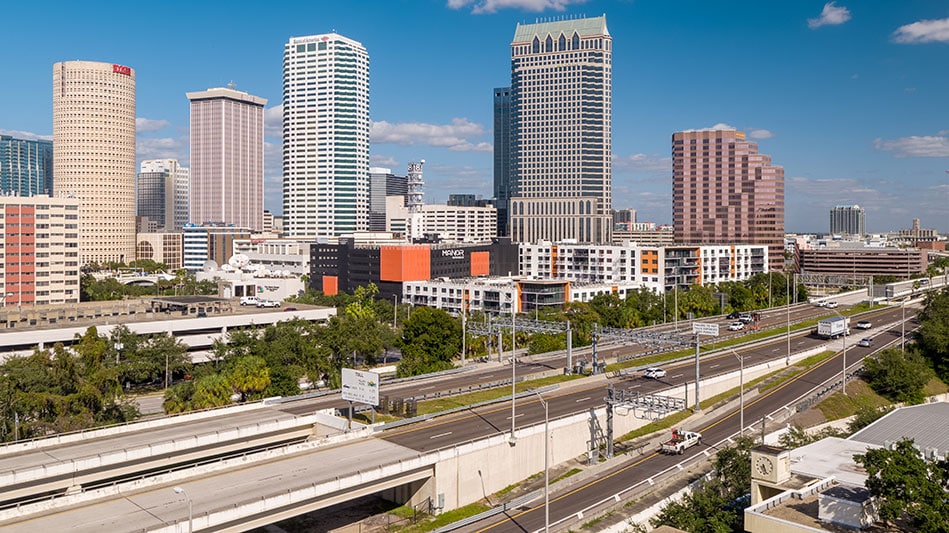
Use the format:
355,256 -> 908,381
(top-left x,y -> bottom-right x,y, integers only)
240,295 -> 259,306
739,313 -> 754,324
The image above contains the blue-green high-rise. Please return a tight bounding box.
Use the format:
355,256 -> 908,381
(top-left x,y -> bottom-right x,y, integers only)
0,135 -> 52,196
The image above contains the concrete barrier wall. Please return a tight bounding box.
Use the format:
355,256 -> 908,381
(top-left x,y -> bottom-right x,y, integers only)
0,402 -> 270,457
0,411 -> 321,488
433,344 -> 829,511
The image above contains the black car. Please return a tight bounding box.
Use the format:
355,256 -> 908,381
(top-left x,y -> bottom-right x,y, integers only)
726,311 -> 741,319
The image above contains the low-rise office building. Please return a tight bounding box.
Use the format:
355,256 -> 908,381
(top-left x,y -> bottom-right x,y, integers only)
136,232 -> 183,271
310,238 -> 518,301
794,241 -> 926,279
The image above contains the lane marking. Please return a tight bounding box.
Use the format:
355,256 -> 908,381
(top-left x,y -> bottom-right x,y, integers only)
429,432 -> 453,439
575,397 -> 590,403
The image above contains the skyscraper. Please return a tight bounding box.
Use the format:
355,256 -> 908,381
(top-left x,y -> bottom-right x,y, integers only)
829,205 -> 865,237
672,128 -> 785,271
493,87 -> 511,237
136,159 -> 189,232
369,167 -> 407,232
509,16 -> 612,244
283,34 -> 370,239
0,135 -> 53,196
53,60 -> 136,264
187,86 -> 266,231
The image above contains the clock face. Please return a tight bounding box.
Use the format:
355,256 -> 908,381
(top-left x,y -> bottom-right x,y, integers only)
755,456 -> 774,477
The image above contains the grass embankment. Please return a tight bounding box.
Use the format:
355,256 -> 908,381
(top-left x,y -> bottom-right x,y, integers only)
387,501 -> 491,533
616,351 -> 837,443
815,376 -> 948,422
414,373 -> 583,416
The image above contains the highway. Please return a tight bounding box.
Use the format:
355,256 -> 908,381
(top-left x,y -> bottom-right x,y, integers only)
0,300 -> 913,531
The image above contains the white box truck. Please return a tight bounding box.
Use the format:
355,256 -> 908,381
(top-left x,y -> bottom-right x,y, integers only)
818,316 -> 849,339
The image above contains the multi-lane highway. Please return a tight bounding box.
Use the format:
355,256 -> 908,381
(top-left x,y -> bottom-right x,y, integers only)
0,300 -> 915,531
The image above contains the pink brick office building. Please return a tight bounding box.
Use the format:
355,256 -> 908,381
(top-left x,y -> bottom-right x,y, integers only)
672,128 -> 785,272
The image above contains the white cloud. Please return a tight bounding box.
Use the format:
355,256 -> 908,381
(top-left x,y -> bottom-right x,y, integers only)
447,0 -> 586,14
612,153 -> 671,173
135,136 -> 188,164
807,2 -> 851,29
371,118 -> 492,152
873,135 -> 949,158
0,129 -> 51,141
748,129 -> 774,140
264,140 -> 282,177
135,118 -> 170,132
892,18 -> 949,44
710,122 -> 736,131
264,104 -> 283,138
370,154 -> 400,168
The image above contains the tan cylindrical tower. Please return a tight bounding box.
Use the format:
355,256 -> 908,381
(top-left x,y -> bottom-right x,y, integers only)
53,60 -> 137,265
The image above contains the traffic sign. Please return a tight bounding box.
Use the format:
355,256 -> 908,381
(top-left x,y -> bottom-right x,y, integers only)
341,368 -> 380,406
692,322 -> 720,336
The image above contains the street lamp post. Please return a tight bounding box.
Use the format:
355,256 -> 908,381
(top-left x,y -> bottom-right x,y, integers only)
532,390 -> 550,533
510,310 -> 517,445
833,310 -> 849,395
786,274 -> 791,366
172,486 -> 193,533
901,300 -> 906,352
731,350 -> 744,436
114,341 -> 123,365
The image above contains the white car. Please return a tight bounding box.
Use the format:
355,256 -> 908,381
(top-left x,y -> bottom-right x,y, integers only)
858,338 -> 872,348
825,301 -> 839,309
240,296 -> 259,306
256,299 -> 280,308
728,322 -> 744,331
644,367 -> 667,379
856,320 -> 872,330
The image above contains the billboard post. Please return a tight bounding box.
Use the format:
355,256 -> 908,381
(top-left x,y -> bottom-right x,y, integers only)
341,368 -> 380,429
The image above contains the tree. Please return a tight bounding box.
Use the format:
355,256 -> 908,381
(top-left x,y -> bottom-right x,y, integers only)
848,405 -> 894,433
651,436 -> 755,532
778,424 -> 848,448
397,307 -> 461,377
855,438 -> 949,532
863,348 -> 932,404
227,356 -> 271,402
915,289 -> 949,381
191,374 -> 234,410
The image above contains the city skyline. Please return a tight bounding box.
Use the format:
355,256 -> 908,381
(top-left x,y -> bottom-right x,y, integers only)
2,1 -> 947,233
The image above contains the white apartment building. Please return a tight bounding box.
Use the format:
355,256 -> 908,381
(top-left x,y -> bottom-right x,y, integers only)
282,33 -> 370,239
403,276 -> 643,316
231,239 -> 311,275
387,201 -> 498,243
519,242 -> 768,293
1,195 -> 81,307
53,60 -> 136,264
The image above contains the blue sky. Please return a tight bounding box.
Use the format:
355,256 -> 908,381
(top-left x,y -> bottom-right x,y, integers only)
2,0 -> 947,233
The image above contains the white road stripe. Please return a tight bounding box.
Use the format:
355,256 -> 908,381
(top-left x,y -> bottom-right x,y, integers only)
430,432 -> 453,439
575,397 -> 590,403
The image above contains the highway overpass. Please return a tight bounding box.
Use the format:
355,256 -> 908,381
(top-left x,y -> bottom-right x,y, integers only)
0,302 -> 918,531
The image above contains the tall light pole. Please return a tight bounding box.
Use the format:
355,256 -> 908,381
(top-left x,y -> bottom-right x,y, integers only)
786,274 -> 791,366
532,390 -> 550,533
731,349 -> 744,437
901,300 -> 906,352
833,310 -> 849,395
172,486 -> 193,533
393,294 -> 398,328
114,341 -> 123,365
510,309 -> 517,444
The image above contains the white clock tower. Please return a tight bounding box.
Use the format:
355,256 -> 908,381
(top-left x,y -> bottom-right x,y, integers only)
750,445 -> 792,504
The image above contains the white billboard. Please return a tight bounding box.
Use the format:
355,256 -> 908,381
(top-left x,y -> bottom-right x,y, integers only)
341,368 -> 380,406
692,322 -> 720,337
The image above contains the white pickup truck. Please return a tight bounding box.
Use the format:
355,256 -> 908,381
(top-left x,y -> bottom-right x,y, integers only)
660,429 -> 702,455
